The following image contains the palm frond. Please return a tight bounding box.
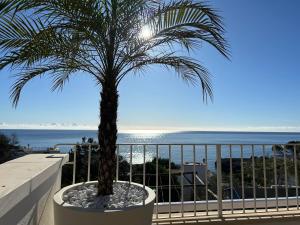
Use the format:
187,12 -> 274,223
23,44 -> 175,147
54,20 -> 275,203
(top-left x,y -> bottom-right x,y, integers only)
10,65 -> 59,106
137,0 -> 229,57
119,54 -> 213,101
0,0 -> 228,106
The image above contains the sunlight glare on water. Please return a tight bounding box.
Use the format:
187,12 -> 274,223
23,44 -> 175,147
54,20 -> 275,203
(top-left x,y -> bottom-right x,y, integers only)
120,130 -> 167,164
128,130 -> 165,140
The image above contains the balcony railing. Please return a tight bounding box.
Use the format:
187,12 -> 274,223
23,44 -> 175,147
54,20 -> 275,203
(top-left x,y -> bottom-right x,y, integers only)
54,143 -> 300,222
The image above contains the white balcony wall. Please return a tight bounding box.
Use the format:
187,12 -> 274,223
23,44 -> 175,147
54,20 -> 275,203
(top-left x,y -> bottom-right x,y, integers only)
0,154 -> 68,225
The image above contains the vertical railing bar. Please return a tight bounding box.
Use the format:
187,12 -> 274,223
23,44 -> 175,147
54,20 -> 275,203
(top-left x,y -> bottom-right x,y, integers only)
284,145 -> 289,210
230,144 -> 233,214
169,145 -> 172,218
116,145 -> 119,181
263,145 -> 267,212
241,145 -> 245,214
273,146 -> 279,211
87,144 -> 91,182
181,145 -> 184,218
72,145 -> 77,184
216,144 -> 223,218
193,145 -> 196,217
205,145 -> 208,216
294,145 -> 299,210
143,145 -> 146,206
156,145 -> 159,219
130,145 -> 133,184
251,144 -> 256,212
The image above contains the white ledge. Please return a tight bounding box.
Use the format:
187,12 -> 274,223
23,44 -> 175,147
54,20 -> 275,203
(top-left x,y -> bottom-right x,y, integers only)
0,154 -> 68,220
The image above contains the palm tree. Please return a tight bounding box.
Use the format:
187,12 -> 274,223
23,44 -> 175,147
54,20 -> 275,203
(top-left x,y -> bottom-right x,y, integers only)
0,0 -> 229,196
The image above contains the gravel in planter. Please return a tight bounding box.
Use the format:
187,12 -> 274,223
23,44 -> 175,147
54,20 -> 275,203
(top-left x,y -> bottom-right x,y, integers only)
62,183 -> 149,209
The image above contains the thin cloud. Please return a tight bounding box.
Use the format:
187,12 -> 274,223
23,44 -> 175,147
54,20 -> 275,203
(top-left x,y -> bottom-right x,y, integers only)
0,122 -> 96,130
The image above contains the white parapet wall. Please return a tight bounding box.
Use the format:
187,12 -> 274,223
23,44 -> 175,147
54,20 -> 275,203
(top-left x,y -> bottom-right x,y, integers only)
0,154 -> 69,225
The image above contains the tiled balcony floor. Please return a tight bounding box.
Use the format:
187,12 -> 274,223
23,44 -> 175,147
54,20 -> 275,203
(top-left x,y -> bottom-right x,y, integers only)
153,207 -> 300,224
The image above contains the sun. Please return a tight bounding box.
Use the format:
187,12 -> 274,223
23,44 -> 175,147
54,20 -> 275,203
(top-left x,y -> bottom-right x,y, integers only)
139,25 -> 152,39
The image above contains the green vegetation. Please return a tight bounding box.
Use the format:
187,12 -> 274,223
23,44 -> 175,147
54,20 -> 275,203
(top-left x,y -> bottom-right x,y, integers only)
0,133 -> 24,164
273,142 -> 300,158
221,156 -> 300,199
0,0 -> 229,195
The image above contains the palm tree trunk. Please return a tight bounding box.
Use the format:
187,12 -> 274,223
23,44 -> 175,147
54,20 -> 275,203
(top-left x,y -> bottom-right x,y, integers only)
97,79 -> 118,196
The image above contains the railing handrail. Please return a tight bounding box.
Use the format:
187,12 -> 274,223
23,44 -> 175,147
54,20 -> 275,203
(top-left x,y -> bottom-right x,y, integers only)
54,143 -> 300,147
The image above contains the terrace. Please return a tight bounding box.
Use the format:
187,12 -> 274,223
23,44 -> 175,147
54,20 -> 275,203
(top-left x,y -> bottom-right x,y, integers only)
1,143 -> 300,225
1,0 -> 300,224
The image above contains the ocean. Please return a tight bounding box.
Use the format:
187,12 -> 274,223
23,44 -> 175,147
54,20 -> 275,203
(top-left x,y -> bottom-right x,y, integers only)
2,129 -> 300,170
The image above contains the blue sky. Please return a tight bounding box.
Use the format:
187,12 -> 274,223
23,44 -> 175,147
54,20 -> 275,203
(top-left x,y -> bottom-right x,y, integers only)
1,0 -> 300,132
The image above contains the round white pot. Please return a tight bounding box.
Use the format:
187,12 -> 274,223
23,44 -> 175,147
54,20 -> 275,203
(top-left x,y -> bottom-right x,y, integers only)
53,181 -> 155,225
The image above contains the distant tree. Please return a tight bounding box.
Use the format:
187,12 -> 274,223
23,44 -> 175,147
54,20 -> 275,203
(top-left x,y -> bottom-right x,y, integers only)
285,141 -> 300,158
0,133 -> 22,164
0,134 -> 11,163
273,141 -> 300,159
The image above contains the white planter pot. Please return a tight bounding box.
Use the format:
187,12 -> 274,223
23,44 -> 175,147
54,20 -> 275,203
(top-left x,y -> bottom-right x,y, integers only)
53,181 -> 155,225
